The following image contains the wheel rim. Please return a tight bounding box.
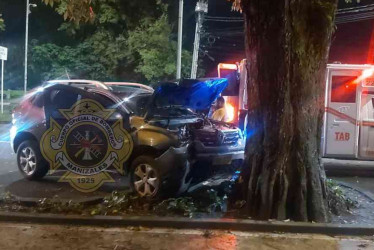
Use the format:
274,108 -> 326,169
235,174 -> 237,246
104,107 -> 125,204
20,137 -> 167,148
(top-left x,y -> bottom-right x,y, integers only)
133,163 -> 159,197
19,147 -> 37,176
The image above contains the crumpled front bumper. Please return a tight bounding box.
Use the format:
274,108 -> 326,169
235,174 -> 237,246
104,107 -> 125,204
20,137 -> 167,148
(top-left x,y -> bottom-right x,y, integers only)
154,145 -> 190,187
193,139 -> 245,165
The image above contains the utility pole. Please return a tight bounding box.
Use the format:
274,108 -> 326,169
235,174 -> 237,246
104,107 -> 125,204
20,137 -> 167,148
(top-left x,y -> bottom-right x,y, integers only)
0,46 -> 7,114
24,1 -> 37,93
191,0 -> 208,79
176,0 -> 184,79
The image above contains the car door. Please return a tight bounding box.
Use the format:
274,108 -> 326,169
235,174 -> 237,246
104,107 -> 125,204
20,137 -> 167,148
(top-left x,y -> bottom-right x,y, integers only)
43,85 -> 130,128
324,71 -> 359,158
41,84 -> 132,174
43,85 -> 83,128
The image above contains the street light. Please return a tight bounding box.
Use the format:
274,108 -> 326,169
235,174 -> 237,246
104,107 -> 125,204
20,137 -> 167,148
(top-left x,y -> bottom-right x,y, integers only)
176,0 -> 183,80
24,1 -> 37,93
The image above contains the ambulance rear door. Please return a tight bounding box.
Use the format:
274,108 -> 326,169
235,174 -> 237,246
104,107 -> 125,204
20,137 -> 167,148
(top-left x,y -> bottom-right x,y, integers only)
323,68 -> 360,158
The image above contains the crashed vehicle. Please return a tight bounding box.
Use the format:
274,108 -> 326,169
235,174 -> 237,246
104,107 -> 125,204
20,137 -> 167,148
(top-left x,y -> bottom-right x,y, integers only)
10,79 -> 245,199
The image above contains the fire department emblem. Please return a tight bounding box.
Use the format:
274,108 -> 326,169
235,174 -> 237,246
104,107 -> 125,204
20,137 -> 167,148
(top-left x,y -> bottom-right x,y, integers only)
40,99 -> 133,192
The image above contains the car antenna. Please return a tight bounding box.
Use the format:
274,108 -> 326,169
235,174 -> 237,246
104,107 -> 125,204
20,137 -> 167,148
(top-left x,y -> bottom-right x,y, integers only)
65,68 -> 70,80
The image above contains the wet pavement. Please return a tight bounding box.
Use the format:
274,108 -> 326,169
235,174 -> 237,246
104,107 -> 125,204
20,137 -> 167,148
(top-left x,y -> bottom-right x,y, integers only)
333,177 -> 374,200
0,123 -> 21,194
0,124 -> 18,174
328,177 -> 374,225
0,222 -> 372,250
330,185 -> 374,225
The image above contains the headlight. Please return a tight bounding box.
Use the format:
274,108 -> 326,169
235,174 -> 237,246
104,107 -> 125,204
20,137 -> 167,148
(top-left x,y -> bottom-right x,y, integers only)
11,113 -> 16,125
10,125 -> 17,142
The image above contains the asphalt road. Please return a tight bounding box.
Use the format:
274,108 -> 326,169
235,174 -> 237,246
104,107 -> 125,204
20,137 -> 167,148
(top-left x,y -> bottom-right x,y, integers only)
0,124 -> 21,191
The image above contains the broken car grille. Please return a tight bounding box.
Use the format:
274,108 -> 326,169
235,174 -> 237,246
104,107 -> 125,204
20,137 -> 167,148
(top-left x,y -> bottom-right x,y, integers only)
195,130 -> 240,146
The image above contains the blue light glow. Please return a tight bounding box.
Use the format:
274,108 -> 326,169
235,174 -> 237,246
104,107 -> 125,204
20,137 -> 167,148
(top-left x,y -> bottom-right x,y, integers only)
154,78 -> 229,110
243,129 -> 256,141
0,120 -> 40,143
231,170 -> 241,182
204,78 -> 227,88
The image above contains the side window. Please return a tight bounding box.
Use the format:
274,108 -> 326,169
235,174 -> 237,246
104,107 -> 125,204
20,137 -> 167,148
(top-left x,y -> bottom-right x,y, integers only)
331,75 -> 357,103
50,89 -> 81,108
50,89 -> 81,109
45,89 -> 82,121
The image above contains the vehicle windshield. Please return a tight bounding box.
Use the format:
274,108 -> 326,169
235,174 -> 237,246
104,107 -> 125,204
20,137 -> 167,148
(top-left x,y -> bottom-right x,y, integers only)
124,94 -> 152,117
151,105 -> 197,118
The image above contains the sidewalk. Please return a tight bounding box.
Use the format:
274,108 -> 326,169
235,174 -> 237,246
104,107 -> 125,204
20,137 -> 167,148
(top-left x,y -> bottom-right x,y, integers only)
0,222 -> 372,250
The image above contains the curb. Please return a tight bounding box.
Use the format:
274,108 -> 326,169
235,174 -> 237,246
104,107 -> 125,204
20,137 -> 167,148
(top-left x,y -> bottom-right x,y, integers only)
2,196 -> 104,206
0,212 -> 374,236
325,167 -> 374,175
324,161 -> 374,177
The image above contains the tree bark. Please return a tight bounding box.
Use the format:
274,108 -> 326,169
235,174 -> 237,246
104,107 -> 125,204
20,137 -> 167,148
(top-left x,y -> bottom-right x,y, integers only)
241,0 -> 337,222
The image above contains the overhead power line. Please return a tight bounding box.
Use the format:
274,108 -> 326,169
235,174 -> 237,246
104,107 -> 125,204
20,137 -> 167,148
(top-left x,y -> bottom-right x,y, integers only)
337,6 -> 374,15
337,3 -> 374,13
204,4 -> 374,24
336,11 -> 374,24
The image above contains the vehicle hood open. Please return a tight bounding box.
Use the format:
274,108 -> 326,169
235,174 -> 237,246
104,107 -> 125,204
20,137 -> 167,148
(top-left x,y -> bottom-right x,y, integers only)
151,78 -> 228,111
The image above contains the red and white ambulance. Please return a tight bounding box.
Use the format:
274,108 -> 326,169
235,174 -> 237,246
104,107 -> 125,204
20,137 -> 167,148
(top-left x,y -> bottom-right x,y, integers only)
218,61 -> 374,163
322,64 -> 374,161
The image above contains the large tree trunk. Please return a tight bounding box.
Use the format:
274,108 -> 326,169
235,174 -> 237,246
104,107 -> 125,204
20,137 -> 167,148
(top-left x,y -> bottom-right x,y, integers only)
241,0 -> 338,222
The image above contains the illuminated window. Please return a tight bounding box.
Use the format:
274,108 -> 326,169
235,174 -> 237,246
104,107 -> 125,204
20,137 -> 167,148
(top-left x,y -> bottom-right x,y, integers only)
331,76 -> 357,103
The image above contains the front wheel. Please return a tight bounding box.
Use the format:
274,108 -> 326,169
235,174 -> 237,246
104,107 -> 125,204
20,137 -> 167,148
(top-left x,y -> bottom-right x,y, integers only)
130,155 -> 190,199
17,140 -> 49,180
130,155 -> 162,199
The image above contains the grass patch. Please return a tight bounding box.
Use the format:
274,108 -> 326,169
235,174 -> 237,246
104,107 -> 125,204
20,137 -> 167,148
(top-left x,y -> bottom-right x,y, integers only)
0,90 -> 23,123
1,90 -> 24,100
9,90 -> 24,99
0,113 -> 11,123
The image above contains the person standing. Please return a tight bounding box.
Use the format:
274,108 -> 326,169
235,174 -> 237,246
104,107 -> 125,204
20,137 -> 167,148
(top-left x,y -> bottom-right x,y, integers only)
211,96 -> 228,122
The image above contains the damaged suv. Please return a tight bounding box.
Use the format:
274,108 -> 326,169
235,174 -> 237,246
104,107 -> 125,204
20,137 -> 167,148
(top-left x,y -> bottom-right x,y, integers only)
11,79 -> 245,199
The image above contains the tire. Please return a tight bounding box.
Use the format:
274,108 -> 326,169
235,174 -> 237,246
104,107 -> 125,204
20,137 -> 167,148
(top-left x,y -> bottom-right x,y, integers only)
17,140 -> 49,180
130,155 -> 190,200
130,155 -> 163,199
